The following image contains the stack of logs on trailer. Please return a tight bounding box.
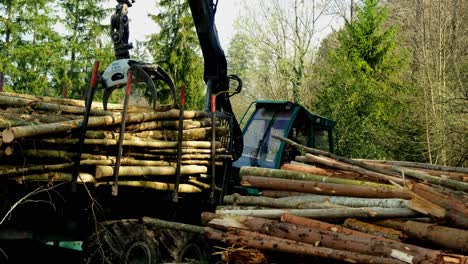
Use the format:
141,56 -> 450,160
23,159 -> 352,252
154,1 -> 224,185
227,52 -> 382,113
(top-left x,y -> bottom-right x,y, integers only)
202,138 -> 468,263
0,91 -> 230,194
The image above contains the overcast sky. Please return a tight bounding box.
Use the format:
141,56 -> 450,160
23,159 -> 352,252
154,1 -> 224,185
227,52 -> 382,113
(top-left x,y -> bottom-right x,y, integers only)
103,0 -> 240,50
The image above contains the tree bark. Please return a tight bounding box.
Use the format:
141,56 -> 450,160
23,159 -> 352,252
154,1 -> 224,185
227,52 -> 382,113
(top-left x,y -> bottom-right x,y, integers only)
216,207 -> 418,219
15,172 -> 96,184
283,162 -> 387,183
95,165 -> 207,178
205,228 -> 406,264
374,219 -> 468,251
226,193 -> 409,208
240,166 -> 395,188
208,214 -> 454,264
223,193 -> 343,209
2,109 -> 207,143
96,181 -> 201,193
41,138 -> 220,149
0,163 -> 74,177
142,216 -> 205,234
305,154 -> 404,184
242,175 -> 412,199
343,218 -> 406,241
409,183 -> 468,228
274,135 -> 402,178
391,166 -> 468,192
357,159 -> 468,174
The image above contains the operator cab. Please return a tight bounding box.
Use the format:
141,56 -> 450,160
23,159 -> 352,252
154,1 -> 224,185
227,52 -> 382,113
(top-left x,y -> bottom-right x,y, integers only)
233,100 -> 335,169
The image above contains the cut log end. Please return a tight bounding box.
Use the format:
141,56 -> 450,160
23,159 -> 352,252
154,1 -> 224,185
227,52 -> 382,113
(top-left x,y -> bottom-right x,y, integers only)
2,128 -> 14,143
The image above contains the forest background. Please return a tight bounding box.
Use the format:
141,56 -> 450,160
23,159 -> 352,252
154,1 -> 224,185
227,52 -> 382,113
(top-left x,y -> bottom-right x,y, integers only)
0,0 -> 466,166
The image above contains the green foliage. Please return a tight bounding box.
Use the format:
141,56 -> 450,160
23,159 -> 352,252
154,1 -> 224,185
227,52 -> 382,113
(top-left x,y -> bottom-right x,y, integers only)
0,0 -> 63,95
0,0 -> 113,98
147,0 -> 204,110
315,0 -> 420,159
58,0 -> 111,99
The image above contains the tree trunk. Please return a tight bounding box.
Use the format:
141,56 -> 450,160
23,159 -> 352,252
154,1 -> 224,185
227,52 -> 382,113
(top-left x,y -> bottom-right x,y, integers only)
205,228 -> 406,264
391,166 -> 468,192
142,216 -> 204,234
2,109 -> 207,143
96,181 -> 201,193
216,207 -> 418,219
241,175 -> 412,199
240,166 -> 395,188
283,162 -> 387,183
357,159 -> 468,174
225,193 -> 409,208
343,218 -> 406,241
305,154 -> 403,184
41,138 -> 220,149
273,135 -> 402,178
1,163 -> 74,177
15,172 -> 96,184
95,165 -> 207,178
374,219 -> 468,251
223,193 -> 343,209
208,214 -> 453,264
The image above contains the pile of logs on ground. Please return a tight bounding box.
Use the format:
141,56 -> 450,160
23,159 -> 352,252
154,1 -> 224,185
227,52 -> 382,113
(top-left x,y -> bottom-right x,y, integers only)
0,92 -> 230,193
202,136 -> 468,263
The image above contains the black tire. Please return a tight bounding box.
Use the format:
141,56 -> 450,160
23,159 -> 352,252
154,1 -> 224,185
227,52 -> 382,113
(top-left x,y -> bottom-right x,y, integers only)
158,229 -> 210,263
83,221 -> 160,264
83,221 -> 211,264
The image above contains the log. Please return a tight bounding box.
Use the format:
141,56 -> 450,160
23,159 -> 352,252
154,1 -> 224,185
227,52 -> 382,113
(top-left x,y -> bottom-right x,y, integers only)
0,94 -> 112,116
80,159 -> 171,167
283,162 -> 386,183
305,154 -> 404,184
359,161 -> 468,182
374,219 -> 468,251
343,218 -> 406,240
96,181 -> 201,193
225,193 -> 409,208
0,91 -> 153,112
1,163 -> 74,176
240,166 -> 395,188
134,127 -> 228,141
248,216 -> 466,264
15,172 -> 96,184
223,194 -> 343,209
142,216 -> 205,234
41,138 -> 220,149
274,135 -> 403,178
241,176 -> 412,199
390,166 -> 468,192
125,119 -> 212,131
2,109 -> 207,143
261,190 -> 311,198
410,183 -> 468,228
205,227 -> 406,264
216,207 -> 418,219
357,159 -> 468,174
95,165 -> 208,178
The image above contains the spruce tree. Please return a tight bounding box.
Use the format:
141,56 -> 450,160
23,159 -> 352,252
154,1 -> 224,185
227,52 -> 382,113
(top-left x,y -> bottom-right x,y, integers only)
58,0 -> 110,99
147,0 -> 204,110
0,0 -> 63,94
315,0 -> 415,159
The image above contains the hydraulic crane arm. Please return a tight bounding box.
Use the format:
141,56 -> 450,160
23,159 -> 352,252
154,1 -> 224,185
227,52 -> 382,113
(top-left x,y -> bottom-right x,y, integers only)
188,0 -> 243,160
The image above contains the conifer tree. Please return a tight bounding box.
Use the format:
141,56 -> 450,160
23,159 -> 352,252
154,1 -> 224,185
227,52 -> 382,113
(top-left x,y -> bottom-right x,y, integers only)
58,0 -> 110,99
315,0 -> 416,159
0,0 -> 63,94
147,0 -> 204,110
